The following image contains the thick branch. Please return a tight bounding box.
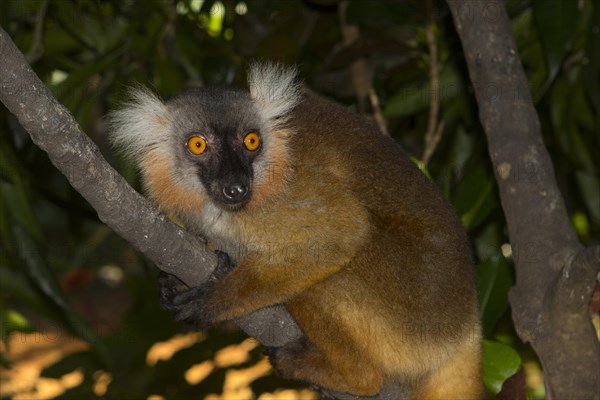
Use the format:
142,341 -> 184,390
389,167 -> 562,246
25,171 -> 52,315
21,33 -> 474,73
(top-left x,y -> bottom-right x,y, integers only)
0,25 -> 300,348
446,1 -> 600,398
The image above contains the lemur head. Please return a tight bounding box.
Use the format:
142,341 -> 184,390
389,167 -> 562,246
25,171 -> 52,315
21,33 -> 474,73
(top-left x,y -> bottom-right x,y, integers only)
109,63 -> 301,218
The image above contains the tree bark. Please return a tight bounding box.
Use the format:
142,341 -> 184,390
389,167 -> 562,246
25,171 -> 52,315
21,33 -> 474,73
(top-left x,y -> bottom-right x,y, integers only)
446,1 -> 600,398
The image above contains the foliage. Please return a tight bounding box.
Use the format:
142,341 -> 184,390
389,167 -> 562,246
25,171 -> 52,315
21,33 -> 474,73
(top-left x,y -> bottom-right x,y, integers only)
1,0 -> 598,398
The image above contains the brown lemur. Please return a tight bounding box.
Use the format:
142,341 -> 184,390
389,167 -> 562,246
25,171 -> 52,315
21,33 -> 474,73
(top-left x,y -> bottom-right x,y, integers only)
109,63 -> 482,399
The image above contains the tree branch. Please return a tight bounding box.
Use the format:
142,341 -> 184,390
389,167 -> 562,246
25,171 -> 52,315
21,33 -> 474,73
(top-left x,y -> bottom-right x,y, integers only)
0,25 -> 300,348
446,1 -> 600,398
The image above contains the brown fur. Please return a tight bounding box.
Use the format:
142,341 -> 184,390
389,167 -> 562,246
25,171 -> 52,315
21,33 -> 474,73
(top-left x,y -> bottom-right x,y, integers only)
141,150 -> 205,215
145,91 -> 482,398
247,127 -> 295,211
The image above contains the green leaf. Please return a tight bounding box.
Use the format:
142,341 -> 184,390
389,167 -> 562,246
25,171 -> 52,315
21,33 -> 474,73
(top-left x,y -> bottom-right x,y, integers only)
0,267 -> 59,322
574,170 -> 600,224
410,156 -> 431,179
1,303 -> 34,346
11,221 -> 68,309
53,0 -> 97,51
384,65 -> 463,118
43,29 -> 81,56
482,339 -> 521,394
0,144 -> 43,242
154,55 -> 186,97
449,127 -> 474,179
571,211 -> 590,238
533,0 -> 579,84
549,75 -> 596,171
452,168 -> 497,231
346,0 -> 420,27
476,256 -> 513,336
583,1 -> 600,136
5,309 -> 32,332
8,219 -> 111,366
511,8 -> 548,101
49,53 -> 122,101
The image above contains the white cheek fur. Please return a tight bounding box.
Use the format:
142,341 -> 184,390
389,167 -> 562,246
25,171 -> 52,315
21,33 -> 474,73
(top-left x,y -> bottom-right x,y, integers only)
108,87 -> 172,162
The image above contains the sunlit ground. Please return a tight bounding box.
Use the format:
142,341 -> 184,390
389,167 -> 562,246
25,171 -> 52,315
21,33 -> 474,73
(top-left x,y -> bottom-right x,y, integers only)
2,313 -> 597,399
0,331 -> 317,400
0,332 -> 88,399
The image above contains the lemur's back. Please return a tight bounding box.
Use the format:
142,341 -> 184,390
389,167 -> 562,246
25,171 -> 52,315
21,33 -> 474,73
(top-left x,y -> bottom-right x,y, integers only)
284,92 -> 482,398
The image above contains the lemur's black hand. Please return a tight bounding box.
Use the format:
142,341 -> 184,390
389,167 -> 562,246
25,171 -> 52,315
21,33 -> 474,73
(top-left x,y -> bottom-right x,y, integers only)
210,250 -> 235,281
158,250 -> 235,328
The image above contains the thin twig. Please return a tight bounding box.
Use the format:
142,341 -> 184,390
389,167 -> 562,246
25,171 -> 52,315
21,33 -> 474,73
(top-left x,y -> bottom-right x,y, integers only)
339,0 -> 389,135
422,0 -> 444,165
423,120 -> 445,166
369,88 -> 389,135
26,0 -> 50,63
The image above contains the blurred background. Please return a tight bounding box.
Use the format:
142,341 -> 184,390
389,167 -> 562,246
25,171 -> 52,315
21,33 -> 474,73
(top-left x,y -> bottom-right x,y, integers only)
0,0 -> 598,399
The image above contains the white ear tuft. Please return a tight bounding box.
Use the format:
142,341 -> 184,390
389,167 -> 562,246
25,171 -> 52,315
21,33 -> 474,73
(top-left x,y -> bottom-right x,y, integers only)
108,86 -> 171,162
247,62 -> 301,126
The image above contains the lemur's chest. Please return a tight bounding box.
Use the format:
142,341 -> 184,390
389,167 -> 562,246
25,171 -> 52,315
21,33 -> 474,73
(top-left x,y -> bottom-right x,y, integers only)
200,193 -> 325,240
197,179 -> 369,267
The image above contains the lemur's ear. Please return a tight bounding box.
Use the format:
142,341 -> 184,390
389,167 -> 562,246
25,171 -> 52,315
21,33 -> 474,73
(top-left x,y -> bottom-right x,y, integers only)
108,86 -> 171,161
247,62 -> 301,127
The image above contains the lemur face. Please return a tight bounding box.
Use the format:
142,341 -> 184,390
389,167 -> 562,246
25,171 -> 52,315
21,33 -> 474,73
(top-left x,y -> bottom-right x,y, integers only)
167,88 -> 265,210
109,63 -> 300,215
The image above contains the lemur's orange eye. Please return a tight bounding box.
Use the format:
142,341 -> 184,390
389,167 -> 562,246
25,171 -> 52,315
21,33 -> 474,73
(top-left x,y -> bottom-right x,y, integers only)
244,132 -> 260,151
187,136 -> 207,155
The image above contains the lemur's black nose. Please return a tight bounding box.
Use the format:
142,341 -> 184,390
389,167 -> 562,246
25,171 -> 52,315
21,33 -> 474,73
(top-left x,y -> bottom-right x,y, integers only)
223,184 -> 248,203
